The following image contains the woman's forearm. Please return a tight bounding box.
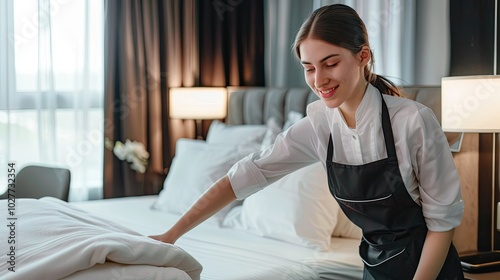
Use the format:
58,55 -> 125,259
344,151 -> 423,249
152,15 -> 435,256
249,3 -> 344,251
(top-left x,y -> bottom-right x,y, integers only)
413,229 -> 455,280
150,175 -> 237,243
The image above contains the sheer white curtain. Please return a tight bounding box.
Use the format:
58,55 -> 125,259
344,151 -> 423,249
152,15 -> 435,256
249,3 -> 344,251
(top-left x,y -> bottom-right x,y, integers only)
265,0 -> 419,86
265,0 -> 312,87
0,0 -> 104,201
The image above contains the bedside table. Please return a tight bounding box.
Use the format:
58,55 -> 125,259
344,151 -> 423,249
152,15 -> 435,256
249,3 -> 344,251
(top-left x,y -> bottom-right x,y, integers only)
460,251 -> 500,279
464,271 -> 500,279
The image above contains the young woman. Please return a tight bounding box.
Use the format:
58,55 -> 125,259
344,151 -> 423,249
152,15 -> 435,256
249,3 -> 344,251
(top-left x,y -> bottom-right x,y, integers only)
151,4 -> 465,279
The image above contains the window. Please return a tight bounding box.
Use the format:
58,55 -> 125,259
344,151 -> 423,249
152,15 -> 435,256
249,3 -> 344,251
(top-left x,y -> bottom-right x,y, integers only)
0,0 -> 104,201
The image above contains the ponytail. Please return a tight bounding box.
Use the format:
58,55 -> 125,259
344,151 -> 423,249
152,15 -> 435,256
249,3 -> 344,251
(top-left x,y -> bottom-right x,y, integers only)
364,50 -> 405,97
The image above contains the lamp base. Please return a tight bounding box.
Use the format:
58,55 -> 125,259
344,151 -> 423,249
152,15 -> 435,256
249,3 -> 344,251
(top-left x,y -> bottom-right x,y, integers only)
194,119 -> 204,140
461,251 -> 500,273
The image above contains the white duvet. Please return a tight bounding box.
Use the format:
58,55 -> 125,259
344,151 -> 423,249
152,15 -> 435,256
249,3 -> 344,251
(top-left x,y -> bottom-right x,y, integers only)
0,197 -> 202,280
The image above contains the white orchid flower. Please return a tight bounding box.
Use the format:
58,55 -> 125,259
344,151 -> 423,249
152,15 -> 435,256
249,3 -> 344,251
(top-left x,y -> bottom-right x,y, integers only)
113,140 -> 127,161
130,157 -> 147,173
111,138 -> 150,173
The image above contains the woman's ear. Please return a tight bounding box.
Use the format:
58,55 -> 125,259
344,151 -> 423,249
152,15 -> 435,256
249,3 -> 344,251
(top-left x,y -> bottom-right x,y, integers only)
358,46 -> 371,66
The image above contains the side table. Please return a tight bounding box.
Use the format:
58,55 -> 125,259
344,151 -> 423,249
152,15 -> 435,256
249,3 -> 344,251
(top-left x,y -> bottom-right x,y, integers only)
465,271 -> 500,279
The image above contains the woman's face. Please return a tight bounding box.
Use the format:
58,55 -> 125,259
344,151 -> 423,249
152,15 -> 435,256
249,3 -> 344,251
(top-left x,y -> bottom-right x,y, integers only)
299,38 -> 369,109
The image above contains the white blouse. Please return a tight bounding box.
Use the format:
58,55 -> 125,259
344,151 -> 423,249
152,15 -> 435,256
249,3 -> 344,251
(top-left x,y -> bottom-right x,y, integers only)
227,84 -> 464,232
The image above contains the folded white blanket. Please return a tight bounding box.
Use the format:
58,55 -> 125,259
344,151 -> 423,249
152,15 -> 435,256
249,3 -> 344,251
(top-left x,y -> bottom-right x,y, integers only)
0,197 -> 202,280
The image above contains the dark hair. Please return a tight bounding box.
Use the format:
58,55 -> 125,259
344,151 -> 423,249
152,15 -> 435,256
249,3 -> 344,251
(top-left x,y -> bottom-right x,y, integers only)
293,4 -> 403,97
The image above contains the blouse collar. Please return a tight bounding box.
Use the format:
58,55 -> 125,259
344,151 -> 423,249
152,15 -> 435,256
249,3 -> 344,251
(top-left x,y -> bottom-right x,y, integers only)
354,83 -> 381,131
306,83 -> 383,134
327,83 -> 381,132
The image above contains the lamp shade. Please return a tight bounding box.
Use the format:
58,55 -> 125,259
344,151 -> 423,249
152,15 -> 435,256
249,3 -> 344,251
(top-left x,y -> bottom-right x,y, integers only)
441,75 -> 500,133
169,87 -> 227,120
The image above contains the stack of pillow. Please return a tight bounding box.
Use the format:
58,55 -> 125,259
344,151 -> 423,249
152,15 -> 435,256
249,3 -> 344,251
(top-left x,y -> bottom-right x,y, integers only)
152,113 -> 362,251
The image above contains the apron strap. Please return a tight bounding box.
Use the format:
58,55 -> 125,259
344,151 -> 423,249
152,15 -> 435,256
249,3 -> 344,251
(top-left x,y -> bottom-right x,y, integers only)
380,95 -> 397,158
327,134 -> 333,162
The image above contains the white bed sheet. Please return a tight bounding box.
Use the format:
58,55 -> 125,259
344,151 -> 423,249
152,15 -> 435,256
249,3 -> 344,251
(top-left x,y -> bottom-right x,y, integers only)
72,195 -> 363,280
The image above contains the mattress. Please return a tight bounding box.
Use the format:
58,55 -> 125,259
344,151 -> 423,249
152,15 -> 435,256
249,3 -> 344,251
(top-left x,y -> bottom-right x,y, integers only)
71,195 -> 363,280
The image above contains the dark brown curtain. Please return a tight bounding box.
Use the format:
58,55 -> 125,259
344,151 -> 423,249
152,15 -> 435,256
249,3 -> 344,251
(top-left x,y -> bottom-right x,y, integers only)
199,0 -> 265,86
103,0 -> 197,198
449,0 -> 495,76
103,0 -> 265,198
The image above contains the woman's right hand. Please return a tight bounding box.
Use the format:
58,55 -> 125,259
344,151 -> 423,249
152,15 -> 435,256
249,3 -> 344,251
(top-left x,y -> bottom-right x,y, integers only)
148,176 -> 237,245
149,231 -> 178,244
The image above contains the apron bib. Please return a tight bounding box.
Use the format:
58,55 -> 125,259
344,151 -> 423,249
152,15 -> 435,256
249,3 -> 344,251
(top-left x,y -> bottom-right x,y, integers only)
325,94 -> 464,280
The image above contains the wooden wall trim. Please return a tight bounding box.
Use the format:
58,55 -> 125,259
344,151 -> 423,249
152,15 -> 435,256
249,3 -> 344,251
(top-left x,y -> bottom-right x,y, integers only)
478,133 -> 495,251
493,133 -> 500,250
453,133 -> 479,253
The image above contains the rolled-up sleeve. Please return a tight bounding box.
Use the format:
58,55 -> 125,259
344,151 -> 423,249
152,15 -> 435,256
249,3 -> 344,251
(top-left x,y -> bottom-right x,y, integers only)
227,117 -> 321,200
409,107 -> 464,231
227,156 -> 267,200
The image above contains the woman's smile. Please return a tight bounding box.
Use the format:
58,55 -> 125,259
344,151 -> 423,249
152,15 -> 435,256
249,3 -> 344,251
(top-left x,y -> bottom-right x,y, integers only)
317,86 -> 338,99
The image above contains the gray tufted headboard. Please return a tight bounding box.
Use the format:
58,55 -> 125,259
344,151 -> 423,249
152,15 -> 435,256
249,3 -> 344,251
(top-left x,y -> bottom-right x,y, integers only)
225,86 -> 442,128
226,87 -> 319,127
402,86 -> 441,123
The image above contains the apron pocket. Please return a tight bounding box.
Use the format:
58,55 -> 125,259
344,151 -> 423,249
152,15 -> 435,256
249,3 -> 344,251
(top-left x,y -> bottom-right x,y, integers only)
359,238 -> 417,280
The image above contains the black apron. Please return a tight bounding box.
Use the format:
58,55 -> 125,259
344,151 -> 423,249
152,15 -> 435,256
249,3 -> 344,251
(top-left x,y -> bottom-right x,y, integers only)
325,95 -> 464,280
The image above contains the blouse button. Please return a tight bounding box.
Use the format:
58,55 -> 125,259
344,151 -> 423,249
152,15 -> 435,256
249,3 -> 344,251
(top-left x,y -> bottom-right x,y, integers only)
352,135 -> 357,140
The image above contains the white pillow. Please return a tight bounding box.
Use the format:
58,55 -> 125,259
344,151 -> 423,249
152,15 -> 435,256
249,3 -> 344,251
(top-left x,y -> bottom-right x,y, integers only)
152,139 -> 253,223
206,120 -> 267,148
260,117 -> 281,150
222,162 -> 339,250
282,111 -> 304,131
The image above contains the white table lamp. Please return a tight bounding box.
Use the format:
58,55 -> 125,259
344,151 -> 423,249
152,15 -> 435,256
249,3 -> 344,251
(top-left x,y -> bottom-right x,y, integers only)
442,75 -> 500,271
169,87 -> 227,139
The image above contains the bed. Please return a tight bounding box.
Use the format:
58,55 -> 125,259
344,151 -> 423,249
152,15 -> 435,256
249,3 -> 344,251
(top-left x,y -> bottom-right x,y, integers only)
0,86 -> 448,280
71,195 -> 363,280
